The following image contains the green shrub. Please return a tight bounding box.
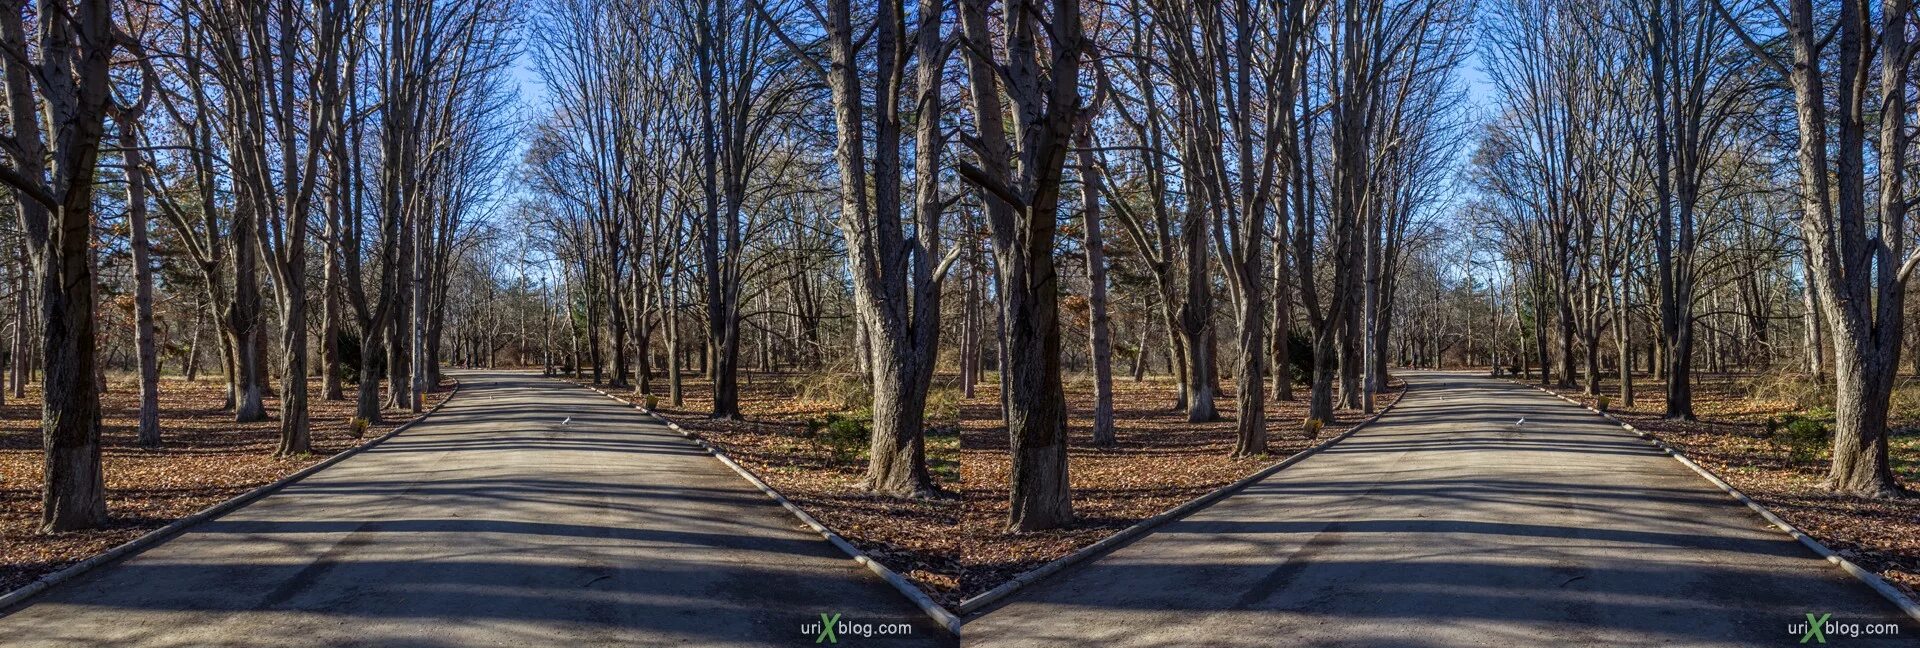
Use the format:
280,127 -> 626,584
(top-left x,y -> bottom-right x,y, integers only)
643,394 -> 659,410
808,413 -> 871,462
1772,415 -> 1830,464
1595,395 -> 1611,412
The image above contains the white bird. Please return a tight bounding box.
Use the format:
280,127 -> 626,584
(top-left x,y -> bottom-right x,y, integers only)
1515,417 -> 1526,427
562,416 -> 572,426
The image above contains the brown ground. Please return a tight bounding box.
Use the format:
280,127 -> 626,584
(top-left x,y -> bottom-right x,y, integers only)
581,371 -> 1400,607
1529,371 -> 1920,600
0,376 -> 452,594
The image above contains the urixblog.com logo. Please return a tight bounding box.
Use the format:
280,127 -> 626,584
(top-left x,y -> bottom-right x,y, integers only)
1789,613 -> 1902,643
800,613 -> 915,643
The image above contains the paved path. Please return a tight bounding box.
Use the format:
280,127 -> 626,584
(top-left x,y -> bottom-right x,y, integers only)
967,371 -> 1916,647
0,370 -> 949,647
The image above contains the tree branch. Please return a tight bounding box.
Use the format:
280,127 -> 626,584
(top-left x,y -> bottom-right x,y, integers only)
956,160 -> 1027,210
0,164 -> 54,209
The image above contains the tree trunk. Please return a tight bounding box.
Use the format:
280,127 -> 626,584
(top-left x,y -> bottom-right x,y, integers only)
1533,285 -> 1551,386
1231,260 -> 1266,455
123,122 -> 161,448
1803,255 -> 1825,380
1271,222 -> 1292,400
1828,334 -> 1900,496
1666,312 -> 1695,418
320,195 -> 344,400
1362,191 -> 1381,413
1339,301 -> 1362,409
1130,323 -> 1148,382
11,250 -> 26,398
231,192 -> 267,422
667,258 -> 684,405
1179,200 -> 1216,422
635,308 -> 655,395
1556,293 -> 1576,389
962,265 -> 979,397
276,294 -> 311,455
1615,278 -> 1634,407
1309,331 -> 1337,424
40,216 -> 107,528
389,290 -> 411,406
1075,126 -> 1115,447
607,262 -> 629,389
1584,320 -> 1601,397
1767,0 -> 1903,496
13,0 -> 114,532
956,0 -> 1079,532
1162,287 -> 1188,410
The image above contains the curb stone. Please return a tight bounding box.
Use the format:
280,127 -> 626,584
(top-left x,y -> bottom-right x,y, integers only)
575,382 -> 965,636
953,383 -> 1408,618
0,377 -> 463,615
1504,376 -> 1920,625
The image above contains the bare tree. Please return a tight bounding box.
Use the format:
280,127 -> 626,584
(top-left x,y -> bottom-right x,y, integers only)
1073,68 -> 1116,446
756,0 -> 955,496
0,0 -> 116,532
956,0 -> 1086,532
1638,0 -> 1745,420
1717,0 -> 1914,496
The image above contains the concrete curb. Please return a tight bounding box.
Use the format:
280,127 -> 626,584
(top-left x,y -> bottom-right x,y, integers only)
575,382 -> 964,636
0,377 -> 463,615
1504,377 -> 1920,625
952,385 -> 1408,619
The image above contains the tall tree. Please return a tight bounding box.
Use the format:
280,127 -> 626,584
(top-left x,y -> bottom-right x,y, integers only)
1639,0 -> 1743,420
203,0 -> 347,455
683,0 -> 794,419
758,0 -> 955,496
956,0 -> 1086,531
1717,0 -> 1915,496
0,0 -> 116,532
1073,70 -> 1116,447
111,46 -> 161,448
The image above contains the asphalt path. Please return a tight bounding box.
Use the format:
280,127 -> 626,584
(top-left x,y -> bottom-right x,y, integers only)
0,370 -> 949,647
964,371 -> 1916,647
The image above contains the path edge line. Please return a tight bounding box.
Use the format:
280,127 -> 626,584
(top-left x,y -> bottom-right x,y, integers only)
952,385 -> 1408,619
0,377 -> 463,615
1506,377 -> 1920,625
577,383 -> 964,636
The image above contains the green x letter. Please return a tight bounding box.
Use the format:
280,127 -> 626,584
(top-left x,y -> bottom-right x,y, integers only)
816,613 -> 841,644
1801,613 -> 1830,644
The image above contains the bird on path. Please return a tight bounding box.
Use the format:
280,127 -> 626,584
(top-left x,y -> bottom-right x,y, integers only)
1515,417 -> 1526,427
562,416 -> 572,426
